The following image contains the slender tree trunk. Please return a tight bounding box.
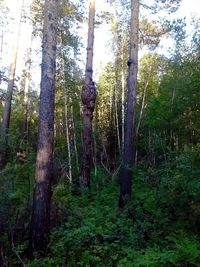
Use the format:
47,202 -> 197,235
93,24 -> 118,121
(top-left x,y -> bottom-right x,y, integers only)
171,86 -> 176,106
72,50 -> 79,174
21,12 -> 33,142
29,0 -> 58,254
114,81 -> 121,155
135,78 -> 149,166
148,128 -> 155,166
81,0 -> 96,187
22,84 -> 29,141
136,80 -> 148,138
119,0 -> 139,208
93,100 -> 99,178
22,46 -> 32,142
61,47 -> 73,183
0,31 -> 3,84
109,85 -> 113,122
121,63 -> 125,153
65,96 -> 72,183
0,224 -> 6,267
71,105 -> 79,173
135,80 -> 148,165
0,0 -> 23,168
93,133 -> 97,178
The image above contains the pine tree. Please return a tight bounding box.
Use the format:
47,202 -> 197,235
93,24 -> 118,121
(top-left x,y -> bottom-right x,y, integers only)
29,0 -> 58,254
119,0 -> 139,208
81,0 -> 97,187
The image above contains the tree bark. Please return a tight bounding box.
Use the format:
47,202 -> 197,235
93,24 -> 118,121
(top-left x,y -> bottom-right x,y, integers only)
0,0 -> 23,169
29,0 -> 58,254
81,0 -> 96,187
119,0 -> 139,208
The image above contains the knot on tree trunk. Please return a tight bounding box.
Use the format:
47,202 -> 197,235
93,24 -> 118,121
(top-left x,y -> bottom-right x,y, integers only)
82,80 -> 97,111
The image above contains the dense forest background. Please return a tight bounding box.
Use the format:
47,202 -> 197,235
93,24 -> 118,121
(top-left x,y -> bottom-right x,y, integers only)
1,0 -> 200,266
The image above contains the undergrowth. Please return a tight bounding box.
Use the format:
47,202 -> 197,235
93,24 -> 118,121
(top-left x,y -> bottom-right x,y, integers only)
1,149 -> 200,266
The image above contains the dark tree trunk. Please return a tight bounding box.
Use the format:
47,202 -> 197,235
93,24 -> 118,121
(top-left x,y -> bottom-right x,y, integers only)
119,0 -> 139,208
81,0 -> 96,187
0,0 -> 23,169
29,0 -> 58,255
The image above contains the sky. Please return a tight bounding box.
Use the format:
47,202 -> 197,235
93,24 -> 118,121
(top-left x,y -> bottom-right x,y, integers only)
157,0 -> 200,56
93,0 -> 200,79
1,0 -> 200,90
0,0 -> 38,90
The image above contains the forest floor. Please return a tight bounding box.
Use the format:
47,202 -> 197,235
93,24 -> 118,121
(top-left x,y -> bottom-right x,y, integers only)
1,155 -> 200,266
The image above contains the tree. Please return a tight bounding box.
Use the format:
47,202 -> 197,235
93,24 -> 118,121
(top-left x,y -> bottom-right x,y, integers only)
29,0 -> 58,254
119,0 -> 139,208
0,0 -> 23,169
21,44 -> 33,142
81,0 -> 97,187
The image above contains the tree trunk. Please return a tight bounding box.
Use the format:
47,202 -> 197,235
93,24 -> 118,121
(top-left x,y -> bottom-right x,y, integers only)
81,0 -> 96,187
65,96 -> 72,183
22,45 -> 32,142
114,81 -> 121,155
71,105 -> 79,173
72,50 -> 79,174
29,0 -> 58,254
0,31 -> 3,84
136,80 -> 148,138
135,79 -> 148,165
121,62 -> 125,153
0,0 -> 23,169
119,0 -> 139,208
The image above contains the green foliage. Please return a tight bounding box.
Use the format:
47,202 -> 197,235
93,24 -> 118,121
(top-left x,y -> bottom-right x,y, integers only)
2,149 -> 200,266
118,234 -> 200,266
0,160 -> 35,266
24,156 -> 200,266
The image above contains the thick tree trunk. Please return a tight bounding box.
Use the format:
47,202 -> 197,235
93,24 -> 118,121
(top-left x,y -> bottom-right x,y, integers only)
119,0 -> 139,208
81,0 -> 96,187
0,0 -> 23,169
29,0 -> 58,254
